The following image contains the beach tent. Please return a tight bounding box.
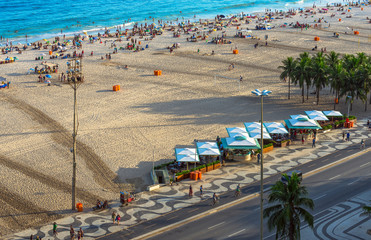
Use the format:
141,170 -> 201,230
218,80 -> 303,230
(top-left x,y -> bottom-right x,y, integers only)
226,127 -> 248,135
264,122 -> 289,134
284,118 -> 322,130
290,114 -> 309,120
323,110 -> 343,117
221,136 -> 260,150
175,148 -> 199,162
196,142 -> 221,156
244,122 -> 272,140
305,110 -> 329,121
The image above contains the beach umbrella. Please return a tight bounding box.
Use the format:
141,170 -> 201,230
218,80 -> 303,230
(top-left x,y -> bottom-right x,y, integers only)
43,39 -> 48,41
40,53 -> 45,56
45,74 -> 52,78
13,57 -> 18,60
5,57 -> 10,61
29,68 -> 35,71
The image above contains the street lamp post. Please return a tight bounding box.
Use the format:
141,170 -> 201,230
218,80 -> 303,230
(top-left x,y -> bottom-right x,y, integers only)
67,57 -> 84,210
251,89 -> 271,240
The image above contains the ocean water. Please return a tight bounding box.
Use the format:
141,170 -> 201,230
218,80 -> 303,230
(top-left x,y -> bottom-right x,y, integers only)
0,0 -> 335,43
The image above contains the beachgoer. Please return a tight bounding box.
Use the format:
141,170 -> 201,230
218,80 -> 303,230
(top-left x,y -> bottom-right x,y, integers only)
346,132 -> 350,141
70,225 -> 75,240
312,138 -> 316,148
200,185 -> 203,196
257,153 -> 261,163
53,222 -> 57,236
189,185 -> 193,197
112,211 -> 116,223
342,131 -> 345,140
116,214 -> 121,224
78,228 -> 84,240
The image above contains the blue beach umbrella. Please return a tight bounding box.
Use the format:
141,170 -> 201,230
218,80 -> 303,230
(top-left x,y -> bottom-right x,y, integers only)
5,57 -> 10,61
45,74 -> 52,78
29,68 -> 35,71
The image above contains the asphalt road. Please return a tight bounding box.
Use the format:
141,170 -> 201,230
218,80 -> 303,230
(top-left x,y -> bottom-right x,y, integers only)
99,143 -> 370,240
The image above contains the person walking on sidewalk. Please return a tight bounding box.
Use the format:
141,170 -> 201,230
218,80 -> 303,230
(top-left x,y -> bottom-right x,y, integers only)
312,138 -> 316,148
346,132 -> 350,141
257,153 -> 261,164
70,225 -> 75,240
112,211 -> 116,224
200,185 -> 203,197
342,131 -> 345,141
53,222 -> 58,237
302,136 -> 304,144
189,185 -> 193,198
360,139 -> 365,150
116,214 -> 121,224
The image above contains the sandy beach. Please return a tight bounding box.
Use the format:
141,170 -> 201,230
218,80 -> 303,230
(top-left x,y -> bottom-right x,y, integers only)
0,3 -> 370,236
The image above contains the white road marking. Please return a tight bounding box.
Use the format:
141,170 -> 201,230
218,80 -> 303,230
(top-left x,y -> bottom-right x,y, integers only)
360,162 -> 370,168
347,179 -> 360,185
313,194 -> 327,200
329,174 -> 341,180
208,221 -> 225,230
228,228 -> 246,238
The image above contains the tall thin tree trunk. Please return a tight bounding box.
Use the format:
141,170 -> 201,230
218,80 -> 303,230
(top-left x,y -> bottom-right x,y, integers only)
316,87 -> 319,105
288,77 -> 291,99
302,87 -> 304,103
369,92 -> 371,104
307,83 -> 309,100
351,102 -> 353,111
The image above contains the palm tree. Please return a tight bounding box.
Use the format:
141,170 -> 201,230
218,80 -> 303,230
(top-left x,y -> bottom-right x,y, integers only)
294,53 -> 311,103
327,62 -> 345,110
264,173 -> 314,240
279,57 -> 296,100
325,51 -> 340,68
311,52 -> 328,105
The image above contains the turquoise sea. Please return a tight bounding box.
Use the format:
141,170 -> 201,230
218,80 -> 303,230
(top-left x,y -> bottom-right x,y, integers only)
0,0 -> 336,43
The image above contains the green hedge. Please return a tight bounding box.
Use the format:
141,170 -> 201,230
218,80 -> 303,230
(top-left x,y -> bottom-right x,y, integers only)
213,160 -> 220,164
154,160 -> 176,170
349,115 -> 356,120
206,162 -> 213,167
176,170 -> 190,176
322,125 -> 333,130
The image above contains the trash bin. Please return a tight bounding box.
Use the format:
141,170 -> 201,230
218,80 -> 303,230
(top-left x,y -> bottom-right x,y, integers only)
76,203 -> 83,212
198,171 -> 202,180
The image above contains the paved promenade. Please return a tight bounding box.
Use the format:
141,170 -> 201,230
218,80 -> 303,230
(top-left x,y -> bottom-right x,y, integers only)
8,120 -> 371,240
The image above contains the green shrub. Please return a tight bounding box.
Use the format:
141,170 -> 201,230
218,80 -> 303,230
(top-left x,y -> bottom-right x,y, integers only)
263,143 -> 273,148
197,165 -> 206,170
176,170 -> 190,176
334,121 -> 340,125
213,160 -> 220,164
281,139 -> 290,143
206,162 -> 213,167
349,115 -> 356,120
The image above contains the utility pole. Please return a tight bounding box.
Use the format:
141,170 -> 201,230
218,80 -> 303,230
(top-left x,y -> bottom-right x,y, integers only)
67,57 -> 84,210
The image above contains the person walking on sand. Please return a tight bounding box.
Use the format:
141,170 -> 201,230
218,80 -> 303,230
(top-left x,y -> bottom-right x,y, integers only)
116,214 -> 121,224
189,185 -> 193,197
53,222 -> 58,237
112,211 -> 116,224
